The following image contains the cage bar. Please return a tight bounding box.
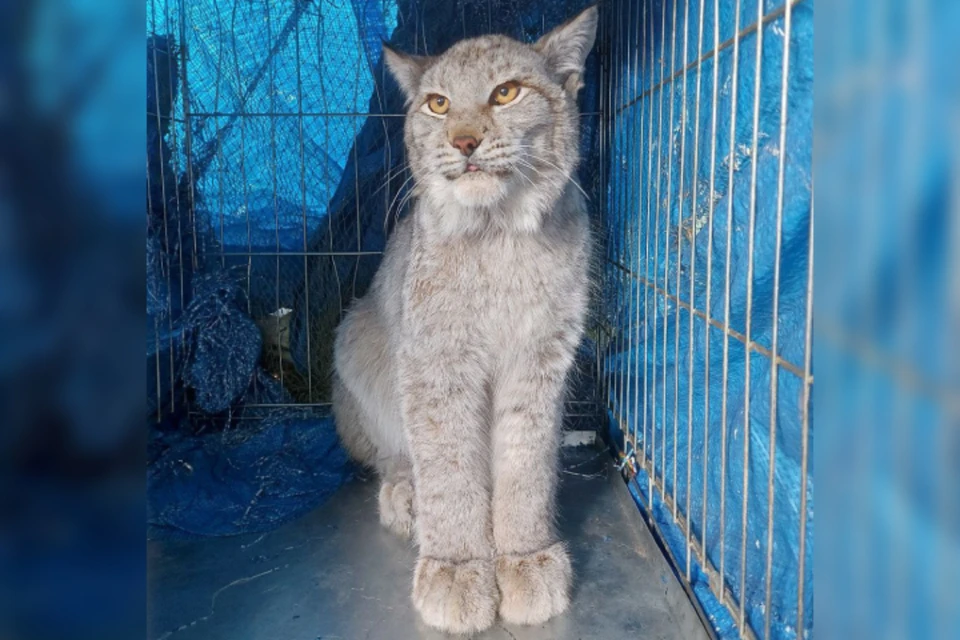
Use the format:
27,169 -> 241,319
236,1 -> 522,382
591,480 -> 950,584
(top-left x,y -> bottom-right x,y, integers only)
178,0 -> 199,271
702,0 -> 721,572
685,0 -> 705,582
623,0 -> 637,453
631,0 -> 647,466
617,0 -> 633,450
763,0 -> 794,636
797,186 -> 813,638
718,0 -> 742,590
641,0 -> 654,496
268,0 -> 282,400
653,0 -> 667,494
166,3 -> 187,316
293,9 -> 314,401
738,0 -> 766,631
666,0 -> 681,527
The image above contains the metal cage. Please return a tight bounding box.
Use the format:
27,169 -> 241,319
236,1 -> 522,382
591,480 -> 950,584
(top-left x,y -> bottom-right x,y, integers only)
147,0 -> 814,637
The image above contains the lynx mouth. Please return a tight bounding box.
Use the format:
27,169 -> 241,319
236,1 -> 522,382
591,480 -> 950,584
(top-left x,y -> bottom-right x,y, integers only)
447,163 -> 486,180
444,163 -> 508,182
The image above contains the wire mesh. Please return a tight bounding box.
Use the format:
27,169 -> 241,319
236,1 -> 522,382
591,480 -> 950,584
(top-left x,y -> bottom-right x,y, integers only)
601,0 -> 813,638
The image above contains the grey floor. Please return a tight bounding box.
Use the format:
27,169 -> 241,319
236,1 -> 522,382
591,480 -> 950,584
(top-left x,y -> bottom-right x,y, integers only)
148,446 -> 710,640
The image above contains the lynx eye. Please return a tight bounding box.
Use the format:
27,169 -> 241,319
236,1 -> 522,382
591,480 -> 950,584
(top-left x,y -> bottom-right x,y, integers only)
491,81 -> 521,106
424,94 -> 450,116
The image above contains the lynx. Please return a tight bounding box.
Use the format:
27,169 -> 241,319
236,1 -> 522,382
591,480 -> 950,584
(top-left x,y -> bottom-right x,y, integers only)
333,7 -> 597,633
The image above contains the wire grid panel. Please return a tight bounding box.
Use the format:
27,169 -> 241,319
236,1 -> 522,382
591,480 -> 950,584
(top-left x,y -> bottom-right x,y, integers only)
147,0 -> 404,408
599,0 -> 812,638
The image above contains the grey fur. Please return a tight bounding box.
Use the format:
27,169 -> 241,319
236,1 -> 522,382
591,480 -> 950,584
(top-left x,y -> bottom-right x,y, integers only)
333,6 -> 597,634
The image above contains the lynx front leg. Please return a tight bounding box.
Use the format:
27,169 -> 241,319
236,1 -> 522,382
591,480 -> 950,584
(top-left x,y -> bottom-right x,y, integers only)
399,342 -> 498,634
491,334 -> 578,626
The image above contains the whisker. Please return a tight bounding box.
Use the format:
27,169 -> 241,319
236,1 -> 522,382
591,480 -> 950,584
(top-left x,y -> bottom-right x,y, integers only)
370,162 -> 411,199
384,174 -> 418,232
509,144 -> 591,201
512,162 -> 536,188
515,158 -> 569,193
394,189 -> 417,224
529,158 -> 590,200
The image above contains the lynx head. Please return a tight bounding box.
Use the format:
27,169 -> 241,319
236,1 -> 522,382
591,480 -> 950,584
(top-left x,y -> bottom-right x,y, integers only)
384,6 -> 597,235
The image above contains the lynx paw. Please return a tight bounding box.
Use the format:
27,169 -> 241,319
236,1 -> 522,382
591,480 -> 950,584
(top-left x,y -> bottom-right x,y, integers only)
412,557 -> 498,634
496,542 -> 572,626
378,479 -> 415,538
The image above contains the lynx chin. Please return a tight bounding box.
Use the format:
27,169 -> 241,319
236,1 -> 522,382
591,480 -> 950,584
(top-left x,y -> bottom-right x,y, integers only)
332,6 -> 597,634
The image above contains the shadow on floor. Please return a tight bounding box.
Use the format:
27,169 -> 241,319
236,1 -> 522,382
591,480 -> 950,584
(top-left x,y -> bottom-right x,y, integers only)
148,446 -> 709,640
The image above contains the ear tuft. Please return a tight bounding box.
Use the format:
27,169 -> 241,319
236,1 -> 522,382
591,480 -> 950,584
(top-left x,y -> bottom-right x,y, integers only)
533,6 -> 599,95
382,44 -> 430,104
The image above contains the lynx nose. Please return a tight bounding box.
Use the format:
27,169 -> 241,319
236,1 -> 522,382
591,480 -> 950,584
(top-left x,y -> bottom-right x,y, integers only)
451,135 -> 480,157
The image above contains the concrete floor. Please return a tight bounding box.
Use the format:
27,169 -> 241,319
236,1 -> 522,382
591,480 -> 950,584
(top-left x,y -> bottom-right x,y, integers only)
148,446 -> 710,640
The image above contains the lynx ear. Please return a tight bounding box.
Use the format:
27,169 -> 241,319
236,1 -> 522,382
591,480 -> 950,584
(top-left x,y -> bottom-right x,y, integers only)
533,6 -> 598,95
383,44 -> 431,103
